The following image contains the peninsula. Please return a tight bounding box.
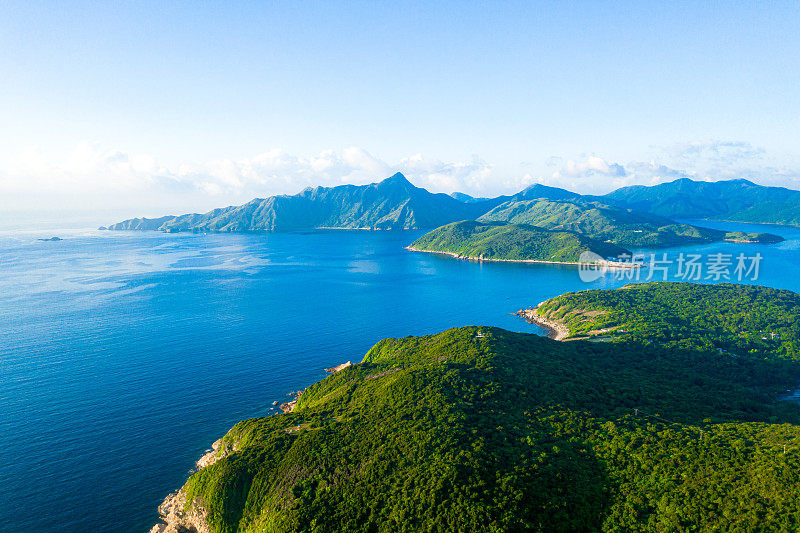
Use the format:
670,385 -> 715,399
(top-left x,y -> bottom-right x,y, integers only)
151,282 -> 800,532
408,220 -> 631,265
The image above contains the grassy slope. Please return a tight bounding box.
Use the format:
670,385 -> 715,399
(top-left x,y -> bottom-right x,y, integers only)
180,283 -> 800,532
410,220 -> 630,262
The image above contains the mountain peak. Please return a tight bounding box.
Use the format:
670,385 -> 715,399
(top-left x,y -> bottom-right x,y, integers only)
383,172 -> 410,182
515,183 -> 579,201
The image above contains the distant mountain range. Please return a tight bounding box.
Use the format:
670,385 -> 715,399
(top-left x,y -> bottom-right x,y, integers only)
103,173 -> 799,237
104,173 -> 501,232
603,178 -> 800,226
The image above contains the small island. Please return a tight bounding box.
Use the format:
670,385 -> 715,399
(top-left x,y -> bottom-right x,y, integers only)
408,220 -> 631,265
723,231 -> 785,244
37,236 -> 62,241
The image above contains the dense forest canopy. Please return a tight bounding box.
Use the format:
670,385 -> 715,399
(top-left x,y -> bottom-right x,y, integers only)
410,220 -> 630,263
172,283 -> 800,532
537,282 -> 800,359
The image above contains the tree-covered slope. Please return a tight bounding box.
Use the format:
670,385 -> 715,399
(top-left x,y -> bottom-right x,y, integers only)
105,174 -> 497,232
476,198 -> 736,247
536,282 -> 800,358
409,220 -> 630,263
603,178 -> 800,226
165,283 -> 800,532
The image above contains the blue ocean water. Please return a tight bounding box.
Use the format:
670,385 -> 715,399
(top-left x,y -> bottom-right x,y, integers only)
1,223 -> 800,532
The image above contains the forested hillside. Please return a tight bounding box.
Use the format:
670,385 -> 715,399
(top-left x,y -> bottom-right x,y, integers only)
477,198 -> 731,247
159,283 -> 800,533
409,220 -> 629,263
105,174 -> 499,232
536,282 -> 800,358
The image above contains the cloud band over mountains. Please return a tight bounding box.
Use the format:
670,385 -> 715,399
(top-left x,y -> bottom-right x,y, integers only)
1,140 -> 798,214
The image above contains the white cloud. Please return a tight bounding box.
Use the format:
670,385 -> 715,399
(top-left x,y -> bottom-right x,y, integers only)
540,142 -> 800,193
545,156 -> 631,193
1,139 -> 798,220
556,156 -> 627,179
665,140 -> 765,166
0,143 -> 495,214
501,172 -> 542,192
398,154 -> 492,194
656,140 -> 800,188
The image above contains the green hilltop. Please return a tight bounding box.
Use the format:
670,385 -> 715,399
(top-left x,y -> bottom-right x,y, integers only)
160,283 -> 800,532
535,282 -> 800,357
409,220 -> 630,263
476,198 -> 733,248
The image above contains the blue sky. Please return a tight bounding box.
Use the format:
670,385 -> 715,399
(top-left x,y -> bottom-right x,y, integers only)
1,1 -> 799,216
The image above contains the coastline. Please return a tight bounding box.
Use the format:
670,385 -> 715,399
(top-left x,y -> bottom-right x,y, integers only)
702,217 -> 800,229
723,238 -> 783,244
406,246 -> 640,268
150,490 -> 211,533
515,306 -> 570,341
149,364 -> 352,532
150,426 -> 244,531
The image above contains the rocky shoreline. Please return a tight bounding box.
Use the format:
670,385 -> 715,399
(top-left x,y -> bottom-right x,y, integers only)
150,437 -> 241,532
148,365 -> 360,532
515,306 -> 570,341
280,389 -> 303,413
325,360 -> 352,373
150,490 -> 211,533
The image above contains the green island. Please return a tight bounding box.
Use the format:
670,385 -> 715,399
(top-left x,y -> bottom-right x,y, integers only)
723,231 -> 785,244
155,282 -> 800,532
408,220 -> 630,264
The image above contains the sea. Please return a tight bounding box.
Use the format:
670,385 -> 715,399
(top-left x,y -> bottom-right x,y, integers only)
2,219 -> 800,532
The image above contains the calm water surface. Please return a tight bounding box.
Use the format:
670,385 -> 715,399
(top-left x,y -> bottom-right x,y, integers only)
2,222 -> 800,532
